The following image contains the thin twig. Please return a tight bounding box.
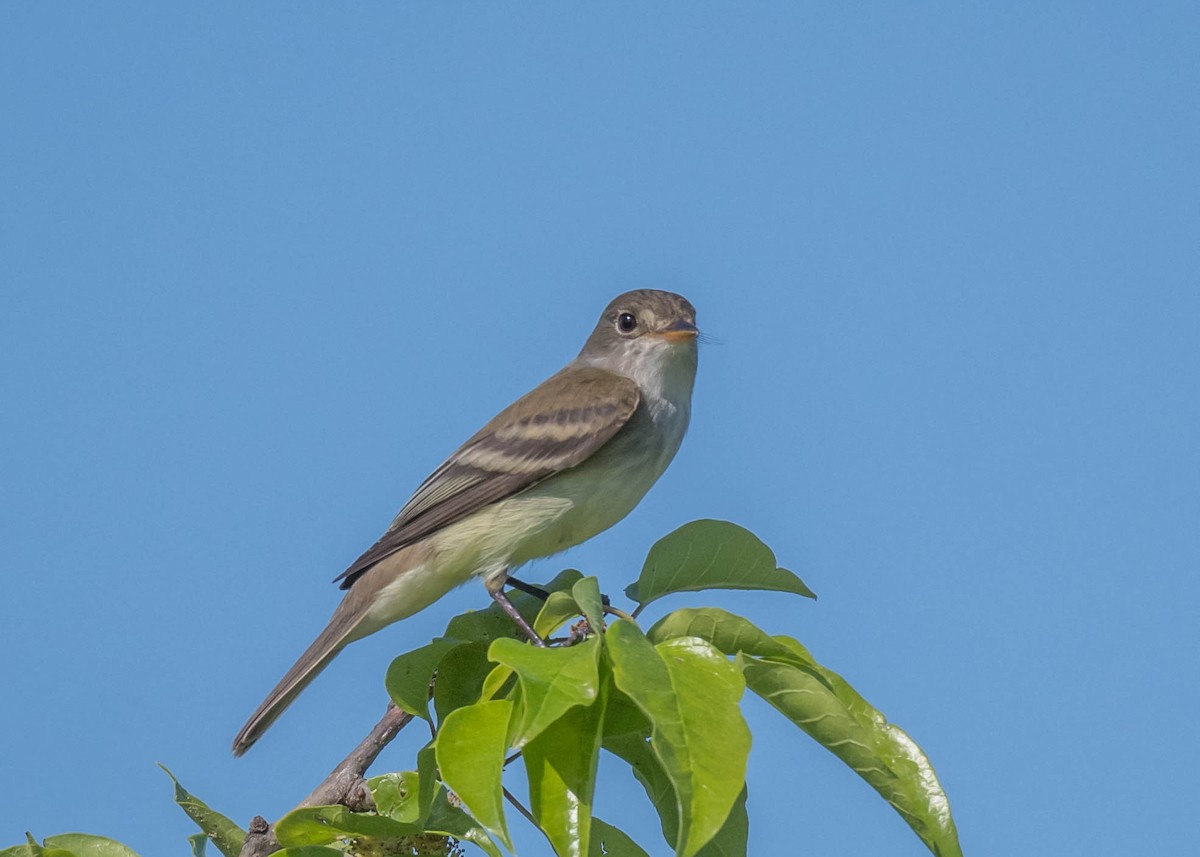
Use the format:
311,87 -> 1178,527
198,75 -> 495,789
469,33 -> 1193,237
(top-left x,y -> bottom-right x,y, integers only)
503,787 -> 538,829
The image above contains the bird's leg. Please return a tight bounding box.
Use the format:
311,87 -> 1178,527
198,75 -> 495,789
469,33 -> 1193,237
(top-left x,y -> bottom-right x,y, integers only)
505,576 -> 551,601
486,572 -> 547,648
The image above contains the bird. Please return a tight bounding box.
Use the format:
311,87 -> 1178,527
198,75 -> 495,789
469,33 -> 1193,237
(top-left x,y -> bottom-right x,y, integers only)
232,289 -> 699,755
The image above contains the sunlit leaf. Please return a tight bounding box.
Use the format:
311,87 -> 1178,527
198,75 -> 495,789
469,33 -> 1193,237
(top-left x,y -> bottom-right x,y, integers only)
368,770 -> 423,825
159,765 -> 245,857
606,621 -> 750,857
274,805 -> 419,846
625,520 -> 815,609
489,635 -> 601,747
647,607 -> 810,664
42,837 -> 140,857
436,699 -> 515,850
448,570 -> 583,643
534,590 -> 584,637
524,694 -> 606,857
571,576 -> 606,633
742,644 -> 962,857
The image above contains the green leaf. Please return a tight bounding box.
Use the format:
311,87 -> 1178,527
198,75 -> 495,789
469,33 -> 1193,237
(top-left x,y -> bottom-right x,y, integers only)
42,836 -> 141,857
691,788 -> 748,857
368,770 -> 423,825
432,641 -> 498,724
436,698 -> 514,851
386,638 -> 465,720
534,590 -> 584,637
271,849 -> 346,857
187,833 -> 206,857
606,621 -> 750,857
571,576 -> 606,632
523,693 -> 606,857
159,765 -> 245,857
274,805 -> 420,846
424,788 -> 503,857
0,846 -> 40,857
742,647 -> 963,857
625,520 -> 815,609
647,607 -> 808,663
448,570 -> 584,642
489,635 -> 601,747
588,819 -> 651,857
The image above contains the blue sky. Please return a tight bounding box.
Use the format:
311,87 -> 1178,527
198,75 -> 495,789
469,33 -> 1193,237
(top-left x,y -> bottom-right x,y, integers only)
2,4 -> 1197,855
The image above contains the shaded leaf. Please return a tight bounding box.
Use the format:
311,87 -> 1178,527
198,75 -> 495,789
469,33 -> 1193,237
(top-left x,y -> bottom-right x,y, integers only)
386,638 -> 465,720
625,520 -> 815,609
436,699 -> 514,850
271,849 -> 346,857
742,646 -> 962,857
425,788 -> 503,857
433,642 -> 497,724
489,635 -> 601,747
159,765 -> 244,857
606,621 -> 750,857
524,694 -> 606,857
588,819 -> 651,857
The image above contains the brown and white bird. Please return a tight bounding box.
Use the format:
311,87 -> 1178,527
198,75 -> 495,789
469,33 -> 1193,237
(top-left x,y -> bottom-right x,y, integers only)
232,289 -> 698,755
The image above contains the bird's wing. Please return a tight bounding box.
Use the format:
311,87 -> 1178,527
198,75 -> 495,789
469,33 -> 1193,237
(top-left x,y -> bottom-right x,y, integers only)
334,365 -> 640,589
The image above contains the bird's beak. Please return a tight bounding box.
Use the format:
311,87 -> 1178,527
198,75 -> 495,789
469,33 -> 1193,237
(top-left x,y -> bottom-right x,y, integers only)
656,319 -> 699,342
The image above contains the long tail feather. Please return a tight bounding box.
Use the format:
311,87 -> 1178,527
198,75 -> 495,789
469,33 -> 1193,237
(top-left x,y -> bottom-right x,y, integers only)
231,607 -> 360,757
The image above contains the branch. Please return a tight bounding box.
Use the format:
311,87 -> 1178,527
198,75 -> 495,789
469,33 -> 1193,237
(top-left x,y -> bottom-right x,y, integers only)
237,703 -> 415,857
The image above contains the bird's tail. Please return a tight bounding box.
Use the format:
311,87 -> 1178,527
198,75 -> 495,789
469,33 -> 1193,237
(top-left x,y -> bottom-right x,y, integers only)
231,605 -> 361,756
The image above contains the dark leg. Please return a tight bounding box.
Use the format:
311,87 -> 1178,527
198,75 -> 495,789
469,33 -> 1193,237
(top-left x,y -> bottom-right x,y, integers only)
506,576 -> 551,601
486,573 -> 547,648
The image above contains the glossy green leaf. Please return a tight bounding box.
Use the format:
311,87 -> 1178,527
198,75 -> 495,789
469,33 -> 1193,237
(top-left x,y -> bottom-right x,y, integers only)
571,576 -> 606,632
588,819 -> 651,857
742,645 -> 962,857
436,698 -> 514,850
41,837 -> 139,857
386,638 -> 464,720
691,788 -> 748,857
159,765 -> 244,857
524,694 -> 606,857
647,607 -> 809,663
432,641 -> 497,724
625,520 -> 815,609
274,804 -> 420,846
489,635 -> 601,747
367,770 -> 423,824
606,621 -> 750,857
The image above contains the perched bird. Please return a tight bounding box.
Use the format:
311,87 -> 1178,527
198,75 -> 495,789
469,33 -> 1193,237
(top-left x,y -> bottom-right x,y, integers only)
232,289 -> 699,755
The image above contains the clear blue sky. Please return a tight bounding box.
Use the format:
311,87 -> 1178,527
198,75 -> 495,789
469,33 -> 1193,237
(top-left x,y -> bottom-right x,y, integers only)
2,4 -> 1197,856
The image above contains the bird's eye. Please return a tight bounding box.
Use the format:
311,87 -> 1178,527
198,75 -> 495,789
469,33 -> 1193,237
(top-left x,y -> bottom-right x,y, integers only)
616,312 -> 637,333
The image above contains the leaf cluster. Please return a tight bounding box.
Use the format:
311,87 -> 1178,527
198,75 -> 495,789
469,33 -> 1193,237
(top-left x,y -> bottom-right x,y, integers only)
4,521 -> 963,857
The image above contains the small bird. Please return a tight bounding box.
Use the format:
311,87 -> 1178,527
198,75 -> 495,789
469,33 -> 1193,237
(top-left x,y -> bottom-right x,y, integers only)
232,289 -> 699,755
